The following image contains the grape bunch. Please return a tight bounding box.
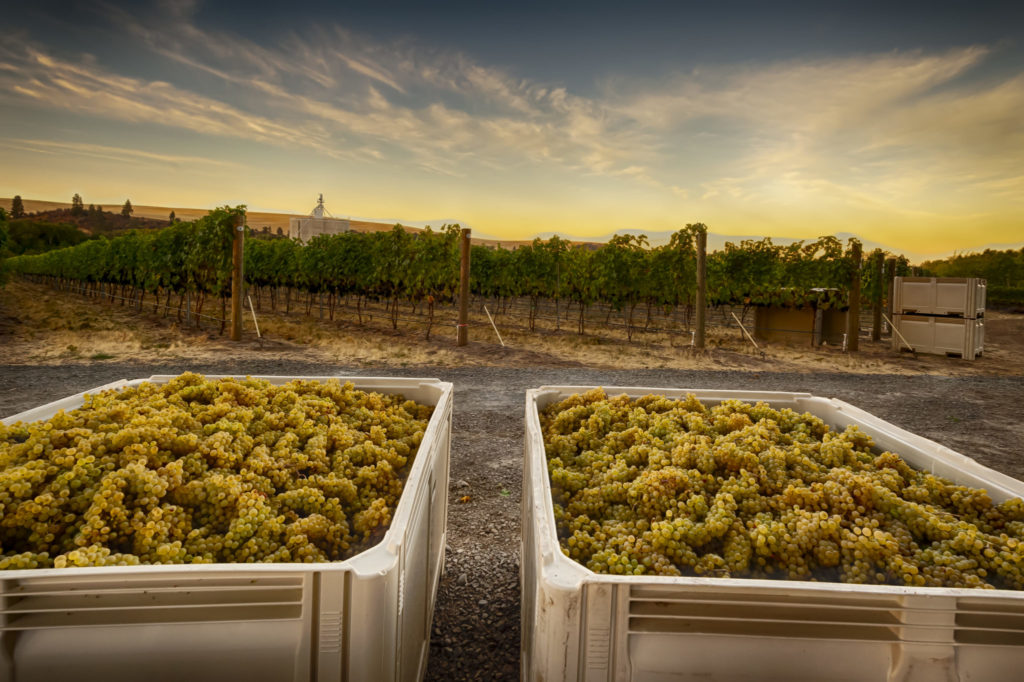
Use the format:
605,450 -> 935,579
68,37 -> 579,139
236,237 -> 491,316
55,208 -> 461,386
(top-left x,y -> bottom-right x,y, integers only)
541,388 -> 1024,589
0,373 -> 433,569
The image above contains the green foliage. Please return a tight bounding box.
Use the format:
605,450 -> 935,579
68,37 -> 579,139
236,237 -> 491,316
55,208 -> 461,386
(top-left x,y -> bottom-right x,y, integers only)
921,248 -> 1024,288
4,220 -> 91,255
245,224 -> 460,307
0,214 -> 8,288
987,286 -> 1024,309
702,235 -> 858,309
6,206 -> 246,297
7,206 -> 915,329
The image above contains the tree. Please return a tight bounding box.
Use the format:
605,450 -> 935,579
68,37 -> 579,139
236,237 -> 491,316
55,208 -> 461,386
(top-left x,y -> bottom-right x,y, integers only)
11,195 -> 25,219
169,210 -> 176,223
122,199 -> 133,217
71,193 -> 85,216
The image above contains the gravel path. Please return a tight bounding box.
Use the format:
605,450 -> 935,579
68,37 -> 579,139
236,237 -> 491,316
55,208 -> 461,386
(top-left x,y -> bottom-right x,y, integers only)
3,362 -> 1023,681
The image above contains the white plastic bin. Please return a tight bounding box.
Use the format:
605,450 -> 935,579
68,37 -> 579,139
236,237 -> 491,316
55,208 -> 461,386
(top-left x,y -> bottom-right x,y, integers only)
894,277 -> 986,318
1,375 -> 453,682
522,386 -> 1024,682
893,314 -> 984,359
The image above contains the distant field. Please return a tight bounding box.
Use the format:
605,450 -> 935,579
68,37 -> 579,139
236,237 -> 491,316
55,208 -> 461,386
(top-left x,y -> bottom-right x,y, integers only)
1,197 -> 343,234
0,197 -> 532,247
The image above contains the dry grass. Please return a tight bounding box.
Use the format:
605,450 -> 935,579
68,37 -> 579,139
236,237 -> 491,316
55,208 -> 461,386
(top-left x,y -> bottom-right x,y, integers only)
1,279 -> 1021,375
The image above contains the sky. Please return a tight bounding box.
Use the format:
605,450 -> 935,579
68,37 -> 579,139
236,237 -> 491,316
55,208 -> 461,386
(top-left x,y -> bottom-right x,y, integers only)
1,0 -> 1022,258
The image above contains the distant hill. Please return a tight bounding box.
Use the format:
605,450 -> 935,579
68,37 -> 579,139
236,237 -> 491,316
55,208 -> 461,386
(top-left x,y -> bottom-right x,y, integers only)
25,207 -> 172,234
531,228 -> 1024,264
0,197 -> 409,238
9,197 -> 1017,262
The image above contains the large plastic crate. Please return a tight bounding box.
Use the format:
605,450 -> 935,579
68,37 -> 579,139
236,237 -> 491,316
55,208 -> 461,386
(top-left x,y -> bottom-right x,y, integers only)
893,277 -> 986,318
1,375 -> 453,682
893,314 -> 984,360
522,386 -> 1024,682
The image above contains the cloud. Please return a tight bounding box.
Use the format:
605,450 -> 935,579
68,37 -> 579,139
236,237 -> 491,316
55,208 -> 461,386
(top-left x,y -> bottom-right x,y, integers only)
2,4 -> 1022,223
605,47 -> 1023,215
0,138 -> 242,169
0,43 -> 330,153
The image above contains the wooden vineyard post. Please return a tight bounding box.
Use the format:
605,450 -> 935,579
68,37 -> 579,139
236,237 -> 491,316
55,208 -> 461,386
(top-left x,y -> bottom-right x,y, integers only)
846,241 -> 862,352
871,251 -> 883,342
230,213 -> 245,341
886,257 -> 897,322
695,228 -> 707,350
457,228 -> 471,347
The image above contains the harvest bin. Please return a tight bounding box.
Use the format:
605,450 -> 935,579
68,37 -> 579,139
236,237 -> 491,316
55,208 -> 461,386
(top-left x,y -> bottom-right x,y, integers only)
522,386 -> 1024,682
0,375 -> 453,682
893,276 -> 986,318
893,314 -> 985,360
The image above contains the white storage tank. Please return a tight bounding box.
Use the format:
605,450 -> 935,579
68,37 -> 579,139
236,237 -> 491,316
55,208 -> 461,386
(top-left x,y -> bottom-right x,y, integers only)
522,386 -> 1024,682
1,375 -> 453,682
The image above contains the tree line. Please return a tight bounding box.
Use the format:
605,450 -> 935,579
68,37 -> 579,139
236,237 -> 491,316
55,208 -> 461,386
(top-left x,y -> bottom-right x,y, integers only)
921,248 -> 1024,308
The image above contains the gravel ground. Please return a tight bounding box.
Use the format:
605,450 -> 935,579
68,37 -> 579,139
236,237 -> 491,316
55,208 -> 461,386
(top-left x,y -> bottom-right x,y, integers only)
3,362 -> 1023,681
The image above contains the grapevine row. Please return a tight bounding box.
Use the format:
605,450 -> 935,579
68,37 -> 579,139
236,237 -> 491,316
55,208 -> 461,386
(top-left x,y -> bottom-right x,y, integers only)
5,209 -> 909,338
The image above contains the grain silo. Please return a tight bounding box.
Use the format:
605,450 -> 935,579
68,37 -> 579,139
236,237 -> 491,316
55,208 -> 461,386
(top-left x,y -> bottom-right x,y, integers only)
289,194 -> 351,241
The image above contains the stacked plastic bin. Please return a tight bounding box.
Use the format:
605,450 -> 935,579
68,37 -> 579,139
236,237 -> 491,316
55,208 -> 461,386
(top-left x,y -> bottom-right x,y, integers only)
892,277 -> 985,360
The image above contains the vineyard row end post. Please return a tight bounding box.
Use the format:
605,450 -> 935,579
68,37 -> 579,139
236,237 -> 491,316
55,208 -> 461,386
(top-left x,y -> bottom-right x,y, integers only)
871,250 -> 883,342
457,227 -> 470,347
885,257 -> 897,322
847,241 -> 862,352
694,229 -> 707,350
231,213 -> 245,342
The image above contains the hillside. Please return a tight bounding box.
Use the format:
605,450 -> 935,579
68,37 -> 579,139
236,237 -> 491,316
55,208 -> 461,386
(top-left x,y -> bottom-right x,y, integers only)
0,197 -> 543,248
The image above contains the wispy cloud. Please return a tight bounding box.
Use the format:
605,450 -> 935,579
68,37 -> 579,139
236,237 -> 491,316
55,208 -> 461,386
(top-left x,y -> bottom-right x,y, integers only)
2,1 -> 1022,225
0,138 -> 241,168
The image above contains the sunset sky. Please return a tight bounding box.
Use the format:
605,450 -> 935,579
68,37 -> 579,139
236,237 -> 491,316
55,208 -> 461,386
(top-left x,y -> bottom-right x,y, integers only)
1,0 -> 1022,258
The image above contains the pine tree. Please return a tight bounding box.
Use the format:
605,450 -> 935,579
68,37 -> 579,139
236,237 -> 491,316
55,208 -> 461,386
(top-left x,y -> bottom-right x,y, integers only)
71,193 -> 85,216
169,210 -> 176,222
122,199 -> 133,217
11,195 -> 25,219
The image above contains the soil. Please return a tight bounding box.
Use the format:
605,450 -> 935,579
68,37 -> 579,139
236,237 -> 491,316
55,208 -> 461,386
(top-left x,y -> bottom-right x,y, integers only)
2,362 -> 1023,681
4,279 -> 1024,376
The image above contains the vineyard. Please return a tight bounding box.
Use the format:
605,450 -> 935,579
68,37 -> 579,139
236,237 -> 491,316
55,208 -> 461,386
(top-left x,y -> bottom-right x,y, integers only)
5,206 -> 911,343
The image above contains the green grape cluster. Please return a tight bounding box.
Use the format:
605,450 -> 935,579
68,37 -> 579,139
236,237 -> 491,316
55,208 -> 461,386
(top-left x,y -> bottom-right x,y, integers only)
0,373 -> 433,569
542,388 -> 1024,589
